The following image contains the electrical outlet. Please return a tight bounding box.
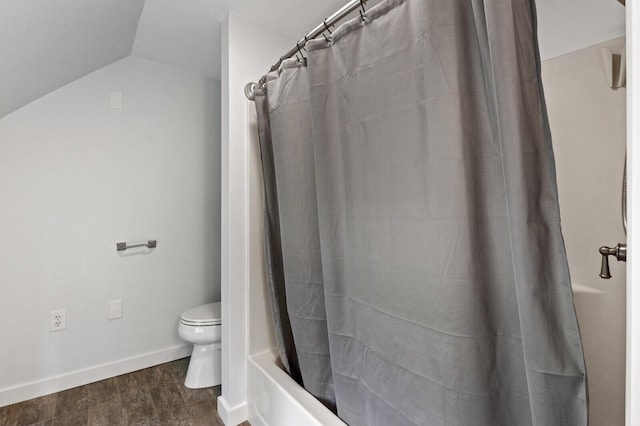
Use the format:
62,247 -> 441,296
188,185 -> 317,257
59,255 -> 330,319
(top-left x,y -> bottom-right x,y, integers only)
50,310 -> 66,332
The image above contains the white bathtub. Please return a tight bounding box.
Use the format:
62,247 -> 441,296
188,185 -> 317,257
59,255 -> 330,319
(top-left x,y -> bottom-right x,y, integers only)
247,350 -> 346,426
571,278 -> 625,425
244,283 -> 616,426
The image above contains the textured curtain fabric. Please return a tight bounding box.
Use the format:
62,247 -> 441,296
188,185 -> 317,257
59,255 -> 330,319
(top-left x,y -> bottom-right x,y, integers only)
253,91 -> 303,385
254,0 -> 588,424
255,66 -> 337,409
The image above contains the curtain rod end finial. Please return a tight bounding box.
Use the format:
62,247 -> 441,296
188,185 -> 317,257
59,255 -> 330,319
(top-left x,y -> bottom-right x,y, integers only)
245,82 -> 258,100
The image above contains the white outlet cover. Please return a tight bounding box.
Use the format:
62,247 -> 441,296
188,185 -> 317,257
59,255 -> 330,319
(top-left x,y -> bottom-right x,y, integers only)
49,309 -> 66,332
108,300 -> 123,320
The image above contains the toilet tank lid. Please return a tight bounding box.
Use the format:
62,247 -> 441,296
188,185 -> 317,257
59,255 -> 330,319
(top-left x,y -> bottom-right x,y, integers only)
181,302 -> 221,323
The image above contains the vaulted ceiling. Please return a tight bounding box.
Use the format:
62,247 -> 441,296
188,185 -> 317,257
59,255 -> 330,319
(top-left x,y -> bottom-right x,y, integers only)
0,0 -> 145,119
0,0 -> 625,119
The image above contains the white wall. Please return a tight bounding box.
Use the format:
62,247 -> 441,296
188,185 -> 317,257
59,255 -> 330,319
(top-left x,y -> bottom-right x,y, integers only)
219,12 -> 294,426
0,55 -> 221,406
542,38 -> 627,426
536,0 -> 625,61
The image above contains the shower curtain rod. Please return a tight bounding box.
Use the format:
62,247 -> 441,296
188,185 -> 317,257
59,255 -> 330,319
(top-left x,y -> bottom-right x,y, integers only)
244,0 -> 369,100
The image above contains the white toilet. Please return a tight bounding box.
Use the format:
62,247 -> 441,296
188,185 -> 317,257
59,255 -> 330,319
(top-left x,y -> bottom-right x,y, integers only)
178,302 -> 222,389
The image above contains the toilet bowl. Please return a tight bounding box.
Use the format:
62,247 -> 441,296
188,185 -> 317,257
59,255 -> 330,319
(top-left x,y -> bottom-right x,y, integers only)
178,302 -> 221,389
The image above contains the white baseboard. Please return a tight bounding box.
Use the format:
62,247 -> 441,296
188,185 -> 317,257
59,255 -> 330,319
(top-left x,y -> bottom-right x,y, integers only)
0,344 -> 191,408
217,395 -> 248,426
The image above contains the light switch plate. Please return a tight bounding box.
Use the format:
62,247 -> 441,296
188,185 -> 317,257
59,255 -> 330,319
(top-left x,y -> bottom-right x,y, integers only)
109,90 -> 123,110
108,299 -> 123,320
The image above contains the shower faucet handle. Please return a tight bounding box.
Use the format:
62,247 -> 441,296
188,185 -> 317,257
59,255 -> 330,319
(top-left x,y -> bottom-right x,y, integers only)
599,243 -> 627,279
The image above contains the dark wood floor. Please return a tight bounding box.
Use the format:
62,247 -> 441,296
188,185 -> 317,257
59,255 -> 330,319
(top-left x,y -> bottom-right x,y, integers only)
0,358 -> 250,426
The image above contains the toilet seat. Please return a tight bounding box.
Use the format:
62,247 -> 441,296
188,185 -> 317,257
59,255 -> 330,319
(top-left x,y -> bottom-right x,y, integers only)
181,319 -> 220,326
180,302 -> 221,327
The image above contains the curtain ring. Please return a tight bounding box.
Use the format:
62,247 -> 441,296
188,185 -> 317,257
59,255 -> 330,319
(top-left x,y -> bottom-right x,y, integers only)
359,9 -> 367,23
270,55 -> 286,73
258,76 -> 267,91
359,0 -> 368,22
323,19 -> 333,34
296,42 -> 306,59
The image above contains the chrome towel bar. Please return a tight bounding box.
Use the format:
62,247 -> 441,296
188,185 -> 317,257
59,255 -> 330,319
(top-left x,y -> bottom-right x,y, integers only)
116,240 -> 157,252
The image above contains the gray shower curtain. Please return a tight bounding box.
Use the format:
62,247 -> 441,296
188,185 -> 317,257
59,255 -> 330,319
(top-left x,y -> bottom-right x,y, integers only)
254,0 -> 588,424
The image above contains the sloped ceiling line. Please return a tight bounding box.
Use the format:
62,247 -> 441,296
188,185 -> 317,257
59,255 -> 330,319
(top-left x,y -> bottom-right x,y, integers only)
0,0 -> 145,119
0,0 -> 625,119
